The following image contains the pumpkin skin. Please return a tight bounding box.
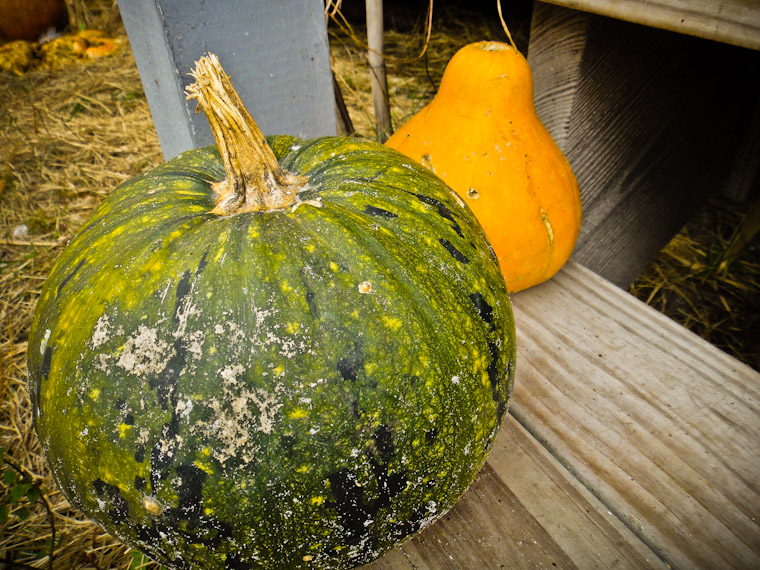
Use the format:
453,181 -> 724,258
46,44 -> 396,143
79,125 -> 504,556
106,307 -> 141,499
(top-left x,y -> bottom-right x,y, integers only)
386,41 -> 582,292
27,134 -> 516,568
0,0 -> 65,41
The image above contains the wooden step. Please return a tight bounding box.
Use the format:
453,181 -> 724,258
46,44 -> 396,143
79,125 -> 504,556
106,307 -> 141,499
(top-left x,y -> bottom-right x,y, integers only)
365,262 -> 760,569
539,0 -> 760,50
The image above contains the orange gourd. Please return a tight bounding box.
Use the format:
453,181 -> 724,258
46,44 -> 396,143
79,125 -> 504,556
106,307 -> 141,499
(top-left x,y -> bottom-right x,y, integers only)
386,41 -> 582,292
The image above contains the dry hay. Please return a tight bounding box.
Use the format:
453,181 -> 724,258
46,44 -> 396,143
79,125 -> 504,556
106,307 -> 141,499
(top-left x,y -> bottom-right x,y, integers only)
1,27 -> 163,570
1,2 -> 756,569
630,197 -> 760,372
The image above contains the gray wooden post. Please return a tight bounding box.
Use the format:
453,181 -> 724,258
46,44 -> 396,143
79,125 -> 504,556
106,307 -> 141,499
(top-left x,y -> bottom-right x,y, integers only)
118,0 -> 338,160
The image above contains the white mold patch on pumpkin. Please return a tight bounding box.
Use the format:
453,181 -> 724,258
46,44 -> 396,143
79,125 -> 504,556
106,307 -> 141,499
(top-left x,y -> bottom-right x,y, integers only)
346,536 -> 378,563
135,426 -> 151,446
174,292 -> 200,340
175,397 -> 194,420
192,365 -> 285,465
421,500 -> 440,523
252,300 -> 278,331
90,315 -> 111,348
265,329 -> 301,358
214,320 -> 247,347
89,313 -> 124,349
219,363 -> 245,385
184,329 -> 205,360
116,325 -> 176,378
92,353 -> 112,374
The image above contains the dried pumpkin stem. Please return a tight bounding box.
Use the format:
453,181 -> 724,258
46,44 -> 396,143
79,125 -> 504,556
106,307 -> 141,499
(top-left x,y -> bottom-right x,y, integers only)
186,54 -> 306,215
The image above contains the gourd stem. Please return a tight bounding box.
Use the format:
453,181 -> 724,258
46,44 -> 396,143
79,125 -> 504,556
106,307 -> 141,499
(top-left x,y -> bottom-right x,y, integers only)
186,54 -> 306,215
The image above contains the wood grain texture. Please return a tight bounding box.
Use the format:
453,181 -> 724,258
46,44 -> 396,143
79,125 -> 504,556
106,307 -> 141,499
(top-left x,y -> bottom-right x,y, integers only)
510,262 -> 760,569
541,0 -> 760,50
528,2 -> 760,287
724,98 -> 760,202
525,4 -> 589,151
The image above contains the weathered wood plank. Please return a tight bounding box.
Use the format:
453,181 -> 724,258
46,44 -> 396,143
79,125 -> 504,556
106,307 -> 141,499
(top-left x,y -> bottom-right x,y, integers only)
528,2 -> 760,287
484,422 -> 665,569
509,262 -> 760,569
523,3 -> 589,152
724,98 -> 760,202
365,416 -> 666,569
540,0 -> 760,51
118,0 -> 337,160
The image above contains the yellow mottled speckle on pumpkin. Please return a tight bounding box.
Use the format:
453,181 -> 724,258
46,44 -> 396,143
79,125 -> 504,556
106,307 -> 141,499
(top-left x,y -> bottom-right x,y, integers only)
118,424 -> 132,438
213,248 -> 226,263
194,459 -> 215,474
289,408 -> 308,419
382,316 -> 402,331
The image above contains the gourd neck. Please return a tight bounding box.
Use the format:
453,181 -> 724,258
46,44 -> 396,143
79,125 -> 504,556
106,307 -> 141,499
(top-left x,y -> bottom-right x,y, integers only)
186,54 -> 306,216
436,41 -> 534,110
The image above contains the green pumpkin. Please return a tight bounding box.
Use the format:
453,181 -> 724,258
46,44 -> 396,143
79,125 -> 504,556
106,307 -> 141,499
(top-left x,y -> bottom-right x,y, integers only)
27,55 -> 515,570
